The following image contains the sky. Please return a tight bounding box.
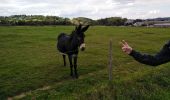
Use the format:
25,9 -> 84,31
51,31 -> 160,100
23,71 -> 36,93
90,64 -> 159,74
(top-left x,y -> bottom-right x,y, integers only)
0,0 -> 170,19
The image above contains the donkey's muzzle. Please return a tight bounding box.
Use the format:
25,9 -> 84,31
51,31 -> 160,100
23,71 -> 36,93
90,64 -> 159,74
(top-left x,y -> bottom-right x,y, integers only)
80,43 -> 86,51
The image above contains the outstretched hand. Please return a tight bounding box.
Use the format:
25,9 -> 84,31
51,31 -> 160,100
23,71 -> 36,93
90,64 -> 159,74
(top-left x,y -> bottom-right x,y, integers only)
121,40 -> 133,54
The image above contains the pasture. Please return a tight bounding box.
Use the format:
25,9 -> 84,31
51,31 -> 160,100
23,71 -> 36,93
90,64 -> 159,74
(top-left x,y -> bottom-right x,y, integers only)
0,26 -> 170,100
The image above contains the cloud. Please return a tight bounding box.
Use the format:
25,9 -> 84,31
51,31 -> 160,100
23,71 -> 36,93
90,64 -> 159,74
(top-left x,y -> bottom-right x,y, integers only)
114,0 -> 135,3
149,10 -> 160,14
0,0 -> 170,19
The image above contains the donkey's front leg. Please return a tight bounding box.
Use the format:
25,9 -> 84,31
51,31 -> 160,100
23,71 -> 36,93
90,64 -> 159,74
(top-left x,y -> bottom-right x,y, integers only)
68,55 -> 73,77
73,55 -> 78,79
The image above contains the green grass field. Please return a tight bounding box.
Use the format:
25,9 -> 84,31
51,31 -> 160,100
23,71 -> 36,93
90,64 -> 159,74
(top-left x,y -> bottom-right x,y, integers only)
0,26 -> 170,100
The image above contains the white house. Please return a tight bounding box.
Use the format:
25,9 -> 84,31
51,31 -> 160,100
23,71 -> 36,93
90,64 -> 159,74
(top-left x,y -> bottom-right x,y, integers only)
153,23 -> 170,28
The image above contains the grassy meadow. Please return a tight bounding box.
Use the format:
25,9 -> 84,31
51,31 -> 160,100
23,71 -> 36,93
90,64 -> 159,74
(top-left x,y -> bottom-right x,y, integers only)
0,26 -> 170,100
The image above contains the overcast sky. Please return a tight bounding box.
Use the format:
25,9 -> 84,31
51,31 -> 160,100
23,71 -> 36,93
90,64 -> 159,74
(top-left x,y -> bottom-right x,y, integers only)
0,0 -> 170,19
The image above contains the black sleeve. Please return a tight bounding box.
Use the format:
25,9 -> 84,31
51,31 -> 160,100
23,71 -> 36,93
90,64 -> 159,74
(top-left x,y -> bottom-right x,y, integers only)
129,41 -> 170,66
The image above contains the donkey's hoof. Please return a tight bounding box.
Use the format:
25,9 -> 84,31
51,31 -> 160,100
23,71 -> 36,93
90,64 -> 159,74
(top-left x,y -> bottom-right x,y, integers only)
70,73 -> 73,77
75,75 -> 79,79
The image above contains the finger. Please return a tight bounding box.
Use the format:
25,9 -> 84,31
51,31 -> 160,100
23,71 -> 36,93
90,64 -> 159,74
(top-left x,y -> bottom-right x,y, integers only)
119,41 -> 125,46
122,40 -> 127,45
120,42 -> 125,47
122,47 -> 127,51
121,40 -> 126,45
122,40 -> 129,46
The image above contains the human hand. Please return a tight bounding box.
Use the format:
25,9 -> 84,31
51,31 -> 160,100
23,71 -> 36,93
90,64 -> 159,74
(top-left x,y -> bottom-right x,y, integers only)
121,40 -> 133,54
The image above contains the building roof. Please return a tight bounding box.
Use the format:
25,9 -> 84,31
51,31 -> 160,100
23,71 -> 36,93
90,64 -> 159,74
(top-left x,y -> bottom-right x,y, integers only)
154,23 -> 170,26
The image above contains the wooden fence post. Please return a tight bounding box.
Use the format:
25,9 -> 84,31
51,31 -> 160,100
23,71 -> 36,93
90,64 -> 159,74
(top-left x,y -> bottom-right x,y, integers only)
108,39 -> 113,81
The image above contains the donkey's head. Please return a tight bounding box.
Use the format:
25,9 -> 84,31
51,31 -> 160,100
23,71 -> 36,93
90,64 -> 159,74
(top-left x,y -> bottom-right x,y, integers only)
74,24 -> 89,51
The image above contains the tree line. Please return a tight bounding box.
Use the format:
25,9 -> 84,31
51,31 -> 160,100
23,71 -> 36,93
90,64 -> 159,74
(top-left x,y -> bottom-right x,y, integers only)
0,15 -> 127,26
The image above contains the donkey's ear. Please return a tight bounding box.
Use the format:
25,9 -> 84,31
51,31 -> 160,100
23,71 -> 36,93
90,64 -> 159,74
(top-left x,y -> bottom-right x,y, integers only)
75,24 -> 82,31
81,25 -> 90,32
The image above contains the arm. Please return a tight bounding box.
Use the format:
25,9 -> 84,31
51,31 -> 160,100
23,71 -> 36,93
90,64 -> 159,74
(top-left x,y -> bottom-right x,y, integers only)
121,40 -> 170,66
129,49 -> 170,66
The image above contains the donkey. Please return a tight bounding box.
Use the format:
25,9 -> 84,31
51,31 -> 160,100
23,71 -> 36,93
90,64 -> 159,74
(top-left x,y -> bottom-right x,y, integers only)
57,24 -> 89,78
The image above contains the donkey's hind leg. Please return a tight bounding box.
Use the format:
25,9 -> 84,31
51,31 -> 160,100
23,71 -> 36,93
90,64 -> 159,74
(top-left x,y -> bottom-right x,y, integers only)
73,55 -> 78,79
63,55 -> 66,66
68,55 -> 73,77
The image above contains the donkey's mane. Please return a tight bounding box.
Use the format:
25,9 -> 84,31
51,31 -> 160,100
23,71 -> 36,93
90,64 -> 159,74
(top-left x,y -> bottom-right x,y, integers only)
69,30 -> 77,40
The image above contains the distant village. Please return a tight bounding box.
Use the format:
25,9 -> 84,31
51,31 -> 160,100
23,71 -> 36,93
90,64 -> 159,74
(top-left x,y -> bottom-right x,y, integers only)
125,17 -> 170,28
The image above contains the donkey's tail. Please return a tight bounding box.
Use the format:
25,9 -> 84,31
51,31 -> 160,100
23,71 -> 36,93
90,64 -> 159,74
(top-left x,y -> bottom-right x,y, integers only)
57,33 -> 66,40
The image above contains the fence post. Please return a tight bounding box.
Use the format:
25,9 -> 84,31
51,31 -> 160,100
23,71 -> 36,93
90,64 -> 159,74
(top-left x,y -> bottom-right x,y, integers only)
108,39 -> 113,81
